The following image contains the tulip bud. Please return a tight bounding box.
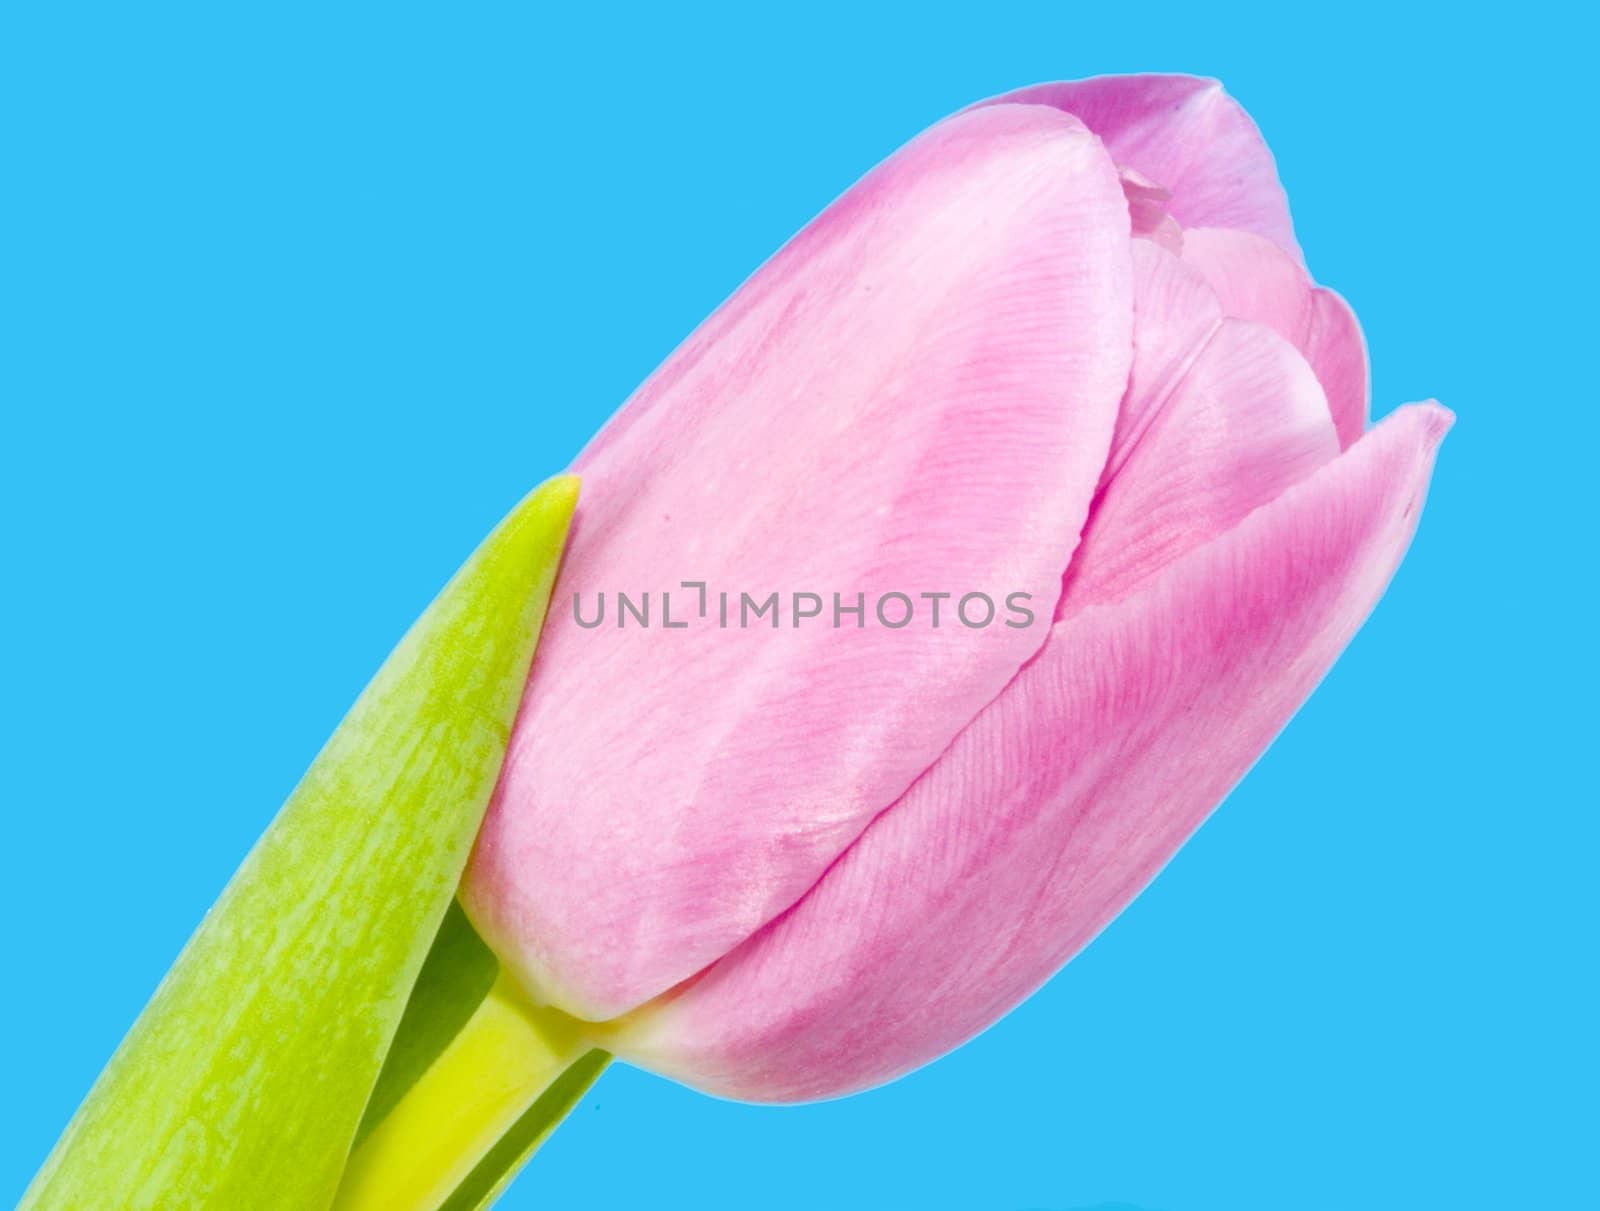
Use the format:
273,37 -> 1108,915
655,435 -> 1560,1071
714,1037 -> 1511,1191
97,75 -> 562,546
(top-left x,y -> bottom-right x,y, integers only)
461,74 -> 1449,1102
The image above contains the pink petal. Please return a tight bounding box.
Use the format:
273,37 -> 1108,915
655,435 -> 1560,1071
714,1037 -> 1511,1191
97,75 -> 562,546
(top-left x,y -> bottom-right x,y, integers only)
1070,241 -> 1338,612
618,403 -> 1451,1102
1304,287 -> 1369,448
1183,227 -> 1370,447
1066,314 -> 1340,610
978,74 -> 1303,264
1119,165 -> 1184,253
463,104 -> 1135,1020
1103,241 -> 1223,487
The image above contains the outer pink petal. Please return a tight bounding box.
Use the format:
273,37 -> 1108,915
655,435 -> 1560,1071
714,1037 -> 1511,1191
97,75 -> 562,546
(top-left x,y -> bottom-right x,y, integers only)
1183,227 -> 1370,447
977,75 -> 1303,264
617,403 -> 1451,1101
463,105 -> 1135,1020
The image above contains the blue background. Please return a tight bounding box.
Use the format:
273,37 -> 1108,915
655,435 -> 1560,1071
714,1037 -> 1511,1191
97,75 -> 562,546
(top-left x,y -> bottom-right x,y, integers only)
3,3 -> 1592,1208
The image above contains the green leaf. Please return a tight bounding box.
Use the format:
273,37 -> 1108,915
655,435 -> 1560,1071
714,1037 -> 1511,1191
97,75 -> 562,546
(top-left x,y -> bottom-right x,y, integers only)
22,476 -> 579,1211
352,901 -> 502,1153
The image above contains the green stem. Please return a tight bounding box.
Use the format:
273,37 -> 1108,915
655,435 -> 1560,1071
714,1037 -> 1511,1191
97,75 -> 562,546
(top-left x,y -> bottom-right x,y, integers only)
437,1050 -> 610,1211
333,973 -> 609,1211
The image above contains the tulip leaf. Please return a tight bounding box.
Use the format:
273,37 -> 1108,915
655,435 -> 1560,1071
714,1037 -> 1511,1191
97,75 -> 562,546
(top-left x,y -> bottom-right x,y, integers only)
351,901 -> 503,1151
22,475 -> 579,1211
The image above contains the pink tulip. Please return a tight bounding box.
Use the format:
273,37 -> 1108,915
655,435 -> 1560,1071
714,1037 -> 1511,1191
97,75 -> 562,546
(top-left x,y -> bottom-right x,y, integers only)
461,74 -> 1450,1101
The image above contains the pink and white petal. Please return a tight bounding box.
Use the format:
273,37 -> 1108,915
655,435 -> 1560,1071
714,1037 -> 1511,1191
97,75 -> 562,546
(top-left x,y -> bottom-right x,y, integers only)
1120,166 -> 1184,253
1080,241 -> 1337,613
978,75 -> 1302,264
1304,288 -> 1369,447
1104,241 -> 1223,487
1183,227 -> 1370,448
463,104 -> 1135,1021
1182,226 -> 1311,346
617,403 -> 1451,1102
1065,314 -> 1340,611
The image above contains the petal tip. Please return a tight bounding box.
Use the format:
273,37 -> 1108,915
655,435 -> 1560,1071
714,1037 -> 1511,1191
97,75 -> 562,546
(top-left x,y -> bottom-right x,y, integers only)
1385,399 -> 1454,454
1415,399 -> 1456,438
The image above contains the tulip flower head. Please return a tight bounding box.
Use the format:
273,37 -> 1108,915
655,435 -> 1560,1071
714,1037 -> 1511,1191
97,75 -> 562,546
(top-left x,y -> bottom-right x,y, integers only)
461,74 -> 1450,1102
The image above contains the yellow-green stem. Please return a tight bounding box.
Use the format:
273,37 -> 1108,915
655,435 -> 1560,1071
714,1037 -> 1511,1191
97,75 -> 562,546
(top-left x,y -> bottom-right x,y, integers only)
333,973 -> 596,1211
